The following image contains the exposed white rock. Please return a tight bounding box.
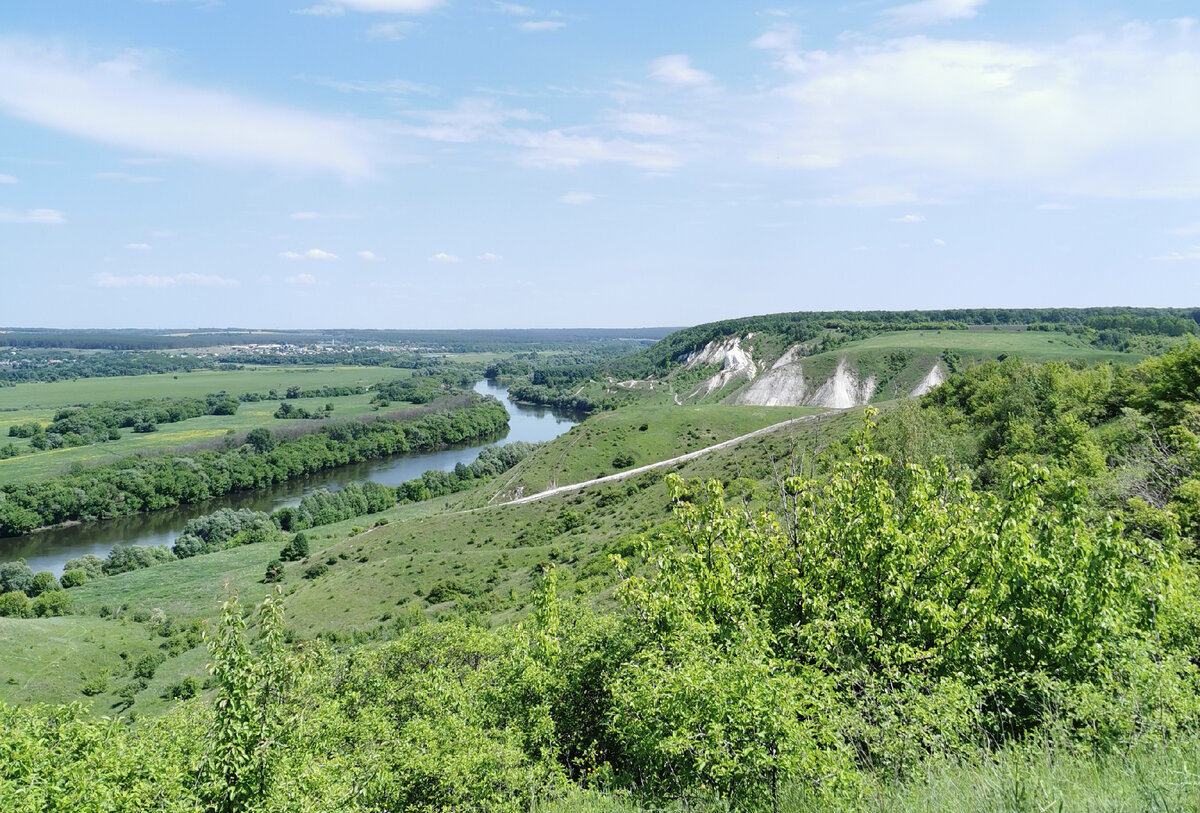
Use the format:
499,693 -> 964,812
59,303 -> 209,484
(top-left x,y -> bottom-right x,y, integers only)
806,358 -> 875,409
733,343 -> 808,406
908,362 -> 946,397
683,337 -> 756,397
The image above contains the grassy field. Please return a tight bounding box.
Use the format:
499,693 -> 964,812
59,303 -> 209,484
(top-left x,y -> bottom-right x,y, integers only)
844,328 -> 1142,362
493,403 -> 825,498
0,366 -> 413,484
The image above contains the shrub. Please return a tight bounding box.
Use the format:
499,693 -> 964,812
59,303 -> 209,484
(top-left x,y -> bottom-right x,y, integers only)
167,676 -> 201,700
0,591 -> 31,618
303,563 -> 328,580
134,652 -> 165,680
31,590 -> 71,618
29,571 -> 61,598
59,569 -> 87,589
263,559 -> 285,584
280,532 -> 309,562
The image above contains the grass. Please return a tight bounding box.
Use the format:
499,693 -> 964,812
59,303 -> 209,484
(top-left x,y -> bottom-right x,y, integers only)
844,328 -> 1144,363
495,403 -> 825,498
532,734 -> 1200,811
0,366 -> 412,483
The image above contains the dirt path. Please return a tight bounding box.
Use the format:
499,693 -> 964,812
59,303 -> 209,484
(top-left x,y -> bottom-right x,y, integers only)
501,412 -> 827,506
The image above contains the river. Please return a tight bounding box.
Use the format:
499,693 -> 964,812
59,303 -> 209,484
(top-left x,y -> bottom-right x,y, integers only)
0,381 -> 581,576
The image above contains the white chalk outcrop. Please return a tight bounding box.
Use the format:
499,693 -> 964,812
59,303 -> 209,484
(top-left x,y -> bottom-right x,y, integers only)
908,363 -> 946,397
806,358 -> 876,409
733,344 -> 808,406
683,337 -> 757,398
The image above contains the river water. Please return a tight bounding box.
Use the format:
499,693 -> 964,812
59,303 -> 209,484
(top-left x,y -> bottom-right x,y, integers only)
0,381 -> 580,576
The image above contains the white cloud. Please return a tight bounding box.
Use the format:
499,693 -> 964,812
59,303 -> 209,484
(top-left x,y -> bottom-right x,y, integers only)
750,26 -> 1200,200
494,2 -> 533,15
294,4 -> 345,15
298,0 -> 441,13
279,251 -> 304,260
601,111 -> 681,136
366,22 -> 417,40
648,55 -> 714,87
305,248 -> 339,260
0,39 -> 374,179
287,273 -> 318,284
125,242 -> 151,250
752,25 -> 799,52
815,186 -> 924,208
290,211 -> 321,220
357,250 -> 381,260
1036,202 -> 1074,211
559,192 -> 596,205
881,0 -> 985,26
521,21 -> 565,32
429,252 -> 460,263
933,238 -> 946,245
1154,247 -> 1200,261
121,156 -> 168,166
0,207 -> 65,224
1165,222 -> 1200,236
478,252 -> 502,261
93,171 -> 161,184
313,76 -> 433,94
333,0 -> 441,10
891,213 -> 925,223
95,272 -> 235,287
0,173 -> 16,184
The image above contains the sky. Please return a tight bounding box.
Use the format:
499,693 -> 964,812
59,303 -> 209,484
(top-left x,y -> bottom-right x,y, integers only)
1,0 -> 1199,330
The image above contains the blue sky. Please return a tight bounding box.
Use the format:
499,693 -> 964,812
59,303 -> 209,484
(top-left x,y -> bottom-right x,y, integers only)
1,0 -> 1198,329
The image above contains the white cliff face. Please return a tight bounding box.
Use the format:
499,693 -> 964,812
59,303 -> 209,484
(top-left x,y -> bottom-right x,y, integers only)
805,358 -> 876,409
734,344 -> 808,406
683,337 -> 757,398
909,363 -> 946,397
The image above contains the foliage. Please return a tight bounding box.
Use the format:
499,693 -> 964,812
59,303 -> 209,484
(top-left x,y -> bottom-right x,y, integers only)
0,590 -> 31,618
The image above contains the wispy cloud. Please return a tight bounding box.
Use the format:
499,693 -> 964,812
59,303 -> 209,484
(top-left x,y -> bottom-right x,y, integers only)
312,76 -> 434,94
429,252 -> 459,263
286,273 -> 318,284
125,242 -> 151,250
881,0 -> 985,26
1165,222 -> 1200,236
306,248 -> 338,260
494,2 -> 533,15
750,24 -> 1200,200
366,22 -> 417,40
289,211 -> 321,220
521,21 -> 565,32
0,173 -> 16,184
478,252 -> 502,261
891,213 -> 925,223
297,0 -> 442,14
93,171 -> 162,184
648,55 -> 714,87
0,207 -> 65,224
357,250 -> 381,260
1154,247 -> 1200,261
0,39 -> 375,179
95,272 -> 235,287
559,191 -> 596,205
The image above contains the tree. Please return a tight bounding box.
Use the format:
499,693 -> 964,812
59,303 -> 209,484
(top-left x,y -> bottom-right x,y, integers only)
59,568 -> 87,589
29,571 -> 61,598
0,560 -> 34,595
0,590 -> 31,618
263,559 -> 284,584
245,427 -> 276,453
280,532 -> 309,562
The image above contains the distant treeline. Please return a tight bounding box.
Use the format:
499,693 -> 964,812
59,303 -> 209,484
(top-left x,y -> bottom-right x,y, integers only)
8,394 -> 239,451
0,352 -> 224,385
0,395 -> 509,537
1,327 -> 673,352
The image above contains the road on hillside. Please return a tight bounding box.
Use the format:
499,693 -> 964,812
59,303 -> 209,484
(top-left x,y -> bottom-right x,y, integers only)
501,412 -> 829,506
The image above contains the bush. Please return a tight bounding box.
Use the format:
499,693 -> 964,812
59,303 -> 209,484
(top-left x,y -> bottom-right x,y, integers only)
134,652 -> 166,680
0,561 -> 34,595
280,532 -> 309,562
303,563 -> 328,580
264,559 -> 285,584
612,452 -> 635,469
168,676 -> 201,700
29,571 -> 61,598
0,590 -> 31,618
59,569 -> 87,589
31,590 -> 71,618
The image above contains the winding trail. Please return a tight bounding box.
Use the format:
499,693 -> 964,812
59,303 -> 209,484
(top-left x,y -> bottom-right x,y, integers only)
501,412 -> 828,506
